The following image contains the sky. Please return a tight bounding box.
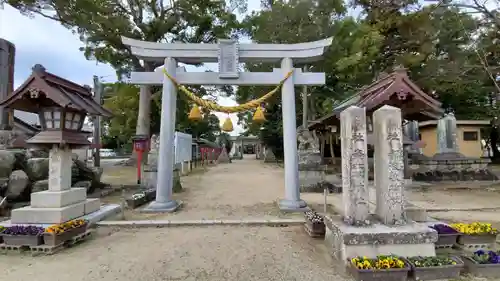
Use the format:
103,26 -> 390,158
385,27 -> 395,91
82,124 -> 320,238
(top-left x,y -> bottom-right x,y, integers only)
0,0 -> 262,136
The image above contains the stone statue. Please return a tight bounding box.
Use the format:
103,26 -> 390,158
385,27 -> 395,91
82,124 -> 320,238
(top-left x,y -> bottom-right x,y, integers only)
297,127 -> 320,153
150,134 -> 159,152
0,130 -> 15,149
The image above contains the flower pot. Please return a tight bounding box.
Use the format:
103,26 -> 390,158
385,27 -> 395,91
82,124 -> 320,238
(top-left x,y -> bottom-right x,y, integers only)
43,223 -> 88,246
435,233 -> 459,248
407,256 -> 463,281
458,234 -> 497,245
349,262 -> 410,281
1,234 -> 43,246
305,220 -> 325,234
462,256 -> 500,278
126,195 -> 148,209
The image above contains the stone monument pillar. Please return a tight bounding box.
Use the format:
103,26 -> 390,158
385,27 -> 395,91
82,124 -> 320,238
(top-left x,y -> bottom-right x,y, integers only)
0,38 -> 14,130
339,106 -> 370,225
437,113 -> 459,154
404,121 -> 421,154
324,105 -> 437,263
373,105 -> 406,225
0,39 -> 15,149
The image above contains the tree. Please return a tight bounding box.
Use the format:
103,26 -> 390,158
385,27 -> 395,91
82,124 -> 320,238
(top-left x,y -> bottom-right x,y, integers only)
103,82 -> 221,146
4,0 -> 245,143
237,0 -> 384,154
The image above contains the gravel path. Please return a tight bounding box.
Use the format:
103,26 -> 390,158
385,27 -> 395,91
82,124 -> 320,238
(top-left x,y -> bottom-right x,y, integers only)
0,226 -> 349,281
0,155 -> 349,281
102,155 -> 304,221
4,155 -> 500,280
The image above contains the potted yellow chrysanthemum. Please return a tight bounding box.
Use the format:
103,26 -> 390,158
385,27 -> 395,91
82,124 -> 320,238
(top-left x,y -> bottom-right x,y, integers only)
450,222 -> 498,246
349,255 -> 409,281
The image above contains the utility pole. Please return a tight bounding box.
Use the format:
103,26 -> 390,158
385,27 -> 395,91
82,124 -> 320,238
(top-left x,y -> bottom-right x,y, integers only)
93,75 -> 102,167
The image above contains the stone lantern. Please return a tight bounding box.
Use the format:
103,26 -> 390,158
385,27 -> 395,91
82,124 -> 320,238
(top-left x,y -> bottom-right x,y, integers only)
0,64 -> 112,224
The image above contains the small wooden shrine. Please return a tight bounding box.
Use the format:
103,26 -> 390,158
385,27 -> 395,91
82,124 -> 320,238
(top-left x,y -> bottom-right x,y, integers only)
309,67 -> 444,162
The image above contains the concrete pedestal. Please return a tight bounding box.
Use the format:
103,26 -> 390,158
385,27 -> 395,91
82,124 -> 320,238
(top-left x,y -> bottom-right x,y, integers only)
299,162 -> 326,192
181,161 -> 190,175
10,148 -> 101,224
324,215 -> 437,264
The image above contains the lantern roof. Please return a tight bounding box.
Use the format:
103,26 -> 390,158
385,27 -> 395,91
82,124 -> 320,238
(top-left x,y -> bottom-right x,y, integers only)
0,64 -> 112,117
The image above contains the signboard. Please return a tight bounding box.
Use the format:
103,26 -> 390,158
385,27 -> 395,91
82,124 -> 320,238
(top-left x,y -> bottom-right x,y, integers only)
174,132 -> 193,164
218,39 -> 239,79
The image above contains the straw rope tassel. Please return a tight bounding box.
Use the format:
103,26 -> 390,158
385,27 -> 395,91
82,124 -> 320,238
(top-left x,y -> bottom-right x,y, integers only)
162,68 -> 293,131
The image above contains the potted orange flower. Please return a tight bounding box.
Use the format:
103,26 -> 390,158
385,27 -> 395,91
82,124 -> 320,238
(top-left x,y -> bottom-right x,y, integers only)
44,219 -> 88,246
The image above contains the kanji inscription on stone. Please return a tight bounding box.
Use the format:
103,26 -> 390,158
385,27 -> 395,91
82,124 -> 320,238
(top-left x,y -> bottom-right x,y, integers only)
218,39 -> 239,79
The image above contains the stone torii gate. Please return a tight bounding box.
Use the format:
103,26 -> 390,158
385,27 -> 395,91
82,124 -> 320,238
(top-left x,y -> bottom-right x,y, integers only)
122,36 -> 332,212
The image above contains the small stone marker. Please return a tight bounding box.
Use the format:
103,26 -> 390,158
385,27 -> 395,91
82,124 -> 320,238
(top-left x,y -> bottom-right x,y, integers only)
340,106 -> 370,225
437,113 -> 459,154
263,148 -> 277,163
373,105 -> 406,225
217,147 -> 230,163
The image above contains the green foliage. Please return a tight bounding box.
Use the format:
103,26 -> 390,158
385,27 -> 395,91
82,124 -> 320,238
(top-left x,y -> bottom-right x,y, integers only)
103,82 -> 221,144
5,0 -> 243,144
103,83 -> 141,142
237,0 -> 499,153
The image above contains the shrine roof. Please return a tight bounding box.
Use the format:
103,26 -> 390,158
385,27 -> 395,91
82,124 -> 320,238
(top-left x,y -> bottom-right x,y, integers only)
0,64 -> 112,117
308,68 -> 444,130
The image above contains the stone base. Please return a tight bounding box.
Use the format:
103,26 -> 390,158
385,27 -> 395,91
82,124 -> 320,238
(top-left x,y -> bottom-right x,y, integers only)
30,188 -> 87,208
324,215 -> 437,264
299,164 -> 326,192
0,204 -> 121,228
84,198 -> 101,214
278,199 -> 309,212
410,156 -> 497,181
10,199 -> 102,224
405,202 -> 429,222
141,200 -> 182,213
142,166 -> 158,189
